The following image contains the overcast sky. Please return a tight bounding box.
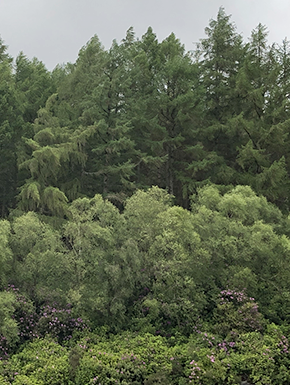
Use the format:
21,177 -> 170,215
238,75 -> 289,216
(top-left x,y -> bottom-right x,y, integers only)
0,0 -> 289,70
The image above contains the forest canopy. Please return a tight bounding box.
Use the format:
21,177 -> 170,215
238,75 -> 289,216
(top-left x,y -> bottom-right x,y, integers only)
2,7 -> 290,384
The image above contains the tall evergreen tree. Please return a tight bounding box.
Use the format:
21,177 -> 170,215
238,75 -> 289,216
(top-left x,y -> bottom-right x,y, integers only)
235,25 -> 290,209
197,7 -> 245,122
194,8 -> 247,187
0,38 -> 23,216
129,28 -> 203,205
54,36 -> 136,203
127,27 -> 166,190
15,52 -> 55,124
17,95 -> 95,216
79,39 -> 136,201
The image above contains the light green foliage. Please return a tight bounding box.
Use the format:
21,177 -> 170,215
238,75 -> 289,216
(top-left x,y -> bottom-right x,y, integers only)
215,185 -> 282,225
192,185 -> 290,322
0,377 -> 10,385
64,194 -> 118,285
64,194 -> 141,327
124,186 -> 172,251
12,375 -> 44,385
18,94 -> 96,216
3,338 -> 70,385
3,328 -> 290,385
10,212 -> 72,302
75,332 -> 177,385
0,220 -> 12,285
0,291 -> 18,346
185,323 -> 290,384
1,333 -> 184,384
146,206 -> 208,329
124,188 -> 209,332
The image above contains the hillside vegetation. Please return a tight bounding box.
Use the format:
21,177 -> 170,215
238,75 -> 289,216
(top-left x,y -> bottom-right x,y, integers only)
1,8 -> 290,384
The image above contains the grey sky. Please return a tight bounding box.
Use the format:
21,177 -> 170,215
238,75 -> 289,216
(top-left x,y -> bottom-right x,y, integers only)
0,0 -> 289,70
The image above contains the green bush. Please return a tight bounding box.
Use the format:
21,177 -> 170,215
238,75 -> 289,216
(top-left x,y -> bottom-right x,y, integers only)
75,331 -> 182,384
3,338 -> 71,385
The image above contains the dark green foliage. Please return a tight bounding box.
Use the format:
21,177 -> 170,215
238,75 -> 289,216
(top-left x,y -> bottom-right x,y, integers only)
15,52 -> 55,124
3,9 -> 290,213
0,38 -> 24,217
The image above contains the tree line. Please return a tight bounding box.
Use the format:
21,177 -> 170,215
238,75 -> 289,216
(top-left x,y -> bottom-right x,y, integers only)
2,7 -> 290,384
2,8 -> 290,217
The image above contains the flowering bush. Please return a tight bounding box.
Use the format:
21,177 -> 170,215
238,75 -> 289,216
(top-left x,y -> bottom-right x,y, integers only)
0,285 -> 89,359
185,322 -> 290,384
36,303 -> 88,343
75,332 -> 179,384
213,289 -> 264,336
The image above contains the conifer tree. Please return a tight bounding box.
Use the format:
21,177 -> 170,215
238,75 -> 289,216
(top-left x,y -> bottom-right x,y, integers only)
197,7 -> 245,123
18,95 -> 95,216
190,8 -> 246,188
55,36 -> 136,203
15,52 -> 55,124
129,28 -> 203,205
0,38 -> 23,216
235,25 -> 290,208
126,27 -> 166,190
79,39 -> 136,201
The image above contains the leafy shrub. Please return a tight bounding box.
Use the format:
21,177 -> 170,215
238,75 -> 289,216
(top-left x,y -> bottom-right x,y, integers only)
2,338 -> 70,385
75,331 -> 183,384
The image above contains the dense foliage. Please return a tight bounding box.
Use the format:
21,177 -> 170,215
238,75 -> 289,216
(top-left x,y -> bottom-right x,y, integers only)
2,7 -> 290,384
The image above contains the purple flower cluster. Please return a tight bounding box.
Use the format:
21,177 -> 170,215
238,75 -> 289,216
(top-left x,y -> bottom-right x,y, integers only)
220,289 -> 253,305
278,335 -> 289,354
193,326 -> 237,358
0,285 -> 89,359
217,340 -> 236,355
189,359 -> 202,382
219,288 -> 262,331
4,285 -> 38,340
193,327 -> 215,347
36,303 -> 89,342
